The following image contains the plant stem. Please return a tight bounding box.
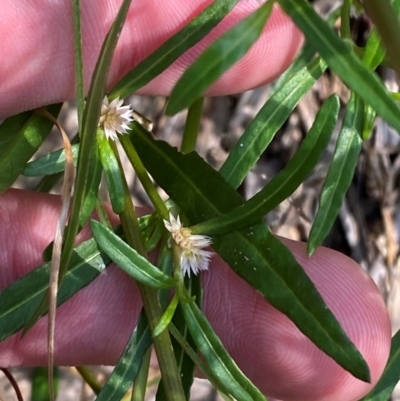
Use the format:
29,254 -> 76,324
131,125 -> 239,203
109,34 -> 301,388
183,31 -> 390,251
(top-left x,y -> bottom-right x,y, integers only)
72,0 -> 85,131
169,323 -> 230,398
131,347 -> 151,401
340,0 -> 351,40
120,135 -> 169,220
181,97 -> 204,154
76,366 -> 102,395
111,142 -> 186,401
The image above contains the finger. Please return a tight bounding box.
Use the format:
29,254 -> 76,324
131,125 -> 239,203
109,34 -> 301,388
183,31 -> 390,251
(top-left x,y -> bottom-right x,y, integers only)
0,189 -> 142,367
0,189 -> 390,401
0,0 -> 303,118
202,239 -> 391,401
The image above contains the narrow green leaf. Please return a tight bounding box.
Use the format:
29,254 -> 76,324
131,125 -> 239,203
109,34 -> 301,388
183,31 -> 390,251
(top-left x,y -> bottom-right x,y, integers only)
128,122 -> 370,382
196,94 -> 339,236
179,285 -> 266,401
219,57 -> 327,188
362,104 -> 376,140
141,216 -> 165,253
359,330 -> 400,401
23,144 -> 80,176
57,0 -> 133,283
154,292 -> 179,337
131,347 -> 151,401
0,237 -> 109,342
165,1 -> 274,115
0,104 -> 62,192
97,133 -> 125,214
307,94 -> 363,256
110,0 -> 239,100
95,312 -> 152,401
72,0 -> 84,131
181,97 -> 204,154
90,220 -> 176,289
169,276 -> 201,400
79,143 -> 103,227
139,212 -> 164,252
277,0 -> 400,134
22,0 -> 135,334
362,29 -> 386,71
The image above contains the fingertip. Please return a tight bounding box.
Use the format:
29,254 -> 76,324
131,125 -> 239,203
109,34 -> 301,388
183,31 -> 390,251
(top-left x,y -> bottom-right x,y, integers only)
133,4 -> 304,96
203,238 -> 391,401
1,0 -> 303,117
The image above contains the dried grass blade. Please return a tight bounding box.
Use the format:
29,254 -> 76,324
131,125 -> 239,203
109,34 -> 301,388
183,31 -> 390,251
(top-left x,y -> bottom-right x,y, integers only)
36,108 -> 75,401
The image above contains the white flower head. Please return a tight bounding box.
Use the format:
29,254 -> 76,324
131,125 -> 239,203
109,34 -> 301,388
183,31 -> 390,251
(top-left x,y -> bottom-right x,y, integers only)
164,213 -> 213,277
98,96 -> 133,141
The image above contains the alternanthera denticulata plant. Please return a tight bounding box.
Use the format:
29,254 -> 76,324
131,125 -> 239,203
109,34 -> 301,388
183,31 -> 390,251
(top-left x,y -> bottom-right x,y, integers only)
2,0 -> 400,400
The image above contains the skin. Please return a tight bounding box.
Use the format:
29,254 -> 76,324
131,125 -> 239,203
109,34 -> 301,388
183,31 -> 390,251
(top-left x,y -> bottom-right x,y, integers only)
0,1 -> 392,400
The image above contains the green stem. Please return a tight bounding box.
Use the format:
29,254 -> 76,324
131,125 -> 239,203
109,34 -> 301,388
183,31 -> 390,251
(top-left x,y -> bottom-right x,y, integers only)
131,347 -> 151,401
75,366 -> 102,395
340,0 -> 352,40
120,135 -> 169,220
168,323 -> 231,400
181,97 -> 204,154
362,0 -> 400,77
72,0 -> 85,131
111,142 -> 186,401
109,140 -> 147,255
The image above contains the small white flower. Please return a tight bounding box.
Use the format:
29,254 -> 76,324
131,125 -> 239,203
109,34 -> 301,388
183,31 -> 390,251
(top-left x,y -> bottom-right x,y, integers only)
164,213 -> 213,277
98,96 -> 133,141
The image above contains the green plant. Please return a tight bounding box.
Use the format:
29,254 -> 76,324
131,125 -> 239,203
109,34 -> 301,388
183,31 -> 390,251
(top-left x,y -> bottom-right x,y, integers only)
1,0 -> 400,400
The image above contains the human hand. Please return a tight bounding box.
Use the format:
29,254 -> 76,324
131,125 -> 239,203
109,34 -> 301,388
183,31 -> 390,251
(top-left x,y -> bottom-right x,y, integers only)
0,1 -> 391,401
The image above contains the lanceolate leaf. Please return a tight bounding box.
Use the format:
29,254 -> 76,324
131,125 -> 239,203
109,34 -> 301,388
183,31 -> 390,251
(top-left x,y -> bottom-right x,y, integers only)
97,133 -> 125,214
128,122 -> 370,382
360,330 -> 400,401
110,0 -> 239,100
179,286 -> 266,401
20,0 -> 135,335
0,237 -> 110,342
154,292 -> 179,337
219,57 -> 327,189
362,29 -> 386,71
90,220 -> 176,289
56,0 -> 133,285
196,94 -> 339,236
166,1 -> 274,116
79,143 -> 103,227
23,144 -> 80,177
171,276 -> 201,400
307,94 -> 363,256
95,312 -> 152,401
0,104 -> 62,192
277,0 -> 400,134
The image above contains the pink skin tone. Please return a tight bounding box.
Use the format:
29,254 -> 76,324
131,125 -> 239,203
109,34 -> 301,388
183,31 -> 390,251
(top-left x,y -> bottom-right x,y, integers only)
0,1 -> 391,400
